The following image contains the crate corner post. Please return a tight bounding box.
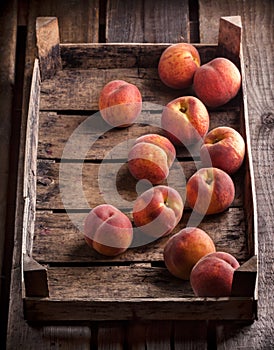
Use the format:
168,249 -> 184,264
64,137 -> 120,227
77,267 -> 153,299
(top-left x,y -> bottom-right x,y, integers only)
36,16 -> 62,81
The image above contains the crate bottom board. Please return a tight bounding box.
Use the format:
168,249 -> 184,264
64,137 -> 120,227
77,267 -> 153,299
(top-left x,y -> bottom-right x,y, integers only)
23,265 -> 256,322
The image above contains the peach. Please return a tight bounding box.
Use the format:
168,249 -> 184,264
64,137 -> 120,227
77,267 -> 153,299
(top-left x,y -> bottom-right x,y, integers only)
128,134 -> 176,185
158,43 -> 201,89
200,126 -> 246,174
84,204 -> 133,256
133,185 -> 184,238
161,96 -> 209,146
186,167 -> 235,215
193,57 -> 241,108
99,79 -> 142,127
164,227 -> 216,280
190,251 -> 240,297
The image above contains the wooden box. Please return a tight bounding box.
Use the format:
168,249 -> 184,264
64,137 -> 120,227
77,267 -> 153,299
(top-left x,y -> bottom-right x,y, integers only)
22,16 -> 258,322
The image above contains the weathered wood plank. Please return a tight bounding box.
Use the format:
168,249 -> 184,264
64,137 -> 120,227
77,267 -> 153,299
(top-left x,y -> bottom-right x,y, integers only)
35,160 -> 244,210
199,1 -> 274,349
37,109 -> 241,160
106,0 -> 189,43
24,293 -> 255,322
47,265 -> 194,299
199,1 -> 237,44
60,43 -> 217,69
32,208 -> 249,264
39,67 -> 186,111
39,64 -> 240,112
22,59 -> 40,257
27,0 -> 99,44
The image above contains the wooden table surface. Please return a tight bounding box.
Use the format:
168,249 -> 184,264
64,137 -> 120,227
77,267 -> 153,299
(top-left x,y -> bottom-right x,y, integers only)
0,0 -> 273,349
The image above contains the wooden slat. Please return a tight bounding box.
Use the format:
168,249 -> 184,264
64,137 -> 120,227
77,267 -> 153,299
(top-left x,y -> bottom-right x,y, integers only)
32,208 -> 249,264
39,67 -> 184,111
22,59 -> 40,257
35,160 -> 244,210
37,109 -> 241,160
39,46 -> 241,111
106,0 -> 189,43
24,293 -> 255,322
48,265 -> 194,299
60,43 -> 217,70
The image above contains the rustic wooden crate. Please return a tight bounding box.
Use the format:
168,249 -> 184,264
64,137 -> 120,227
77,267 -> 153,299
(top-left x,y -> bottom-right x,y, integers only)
22,16 -> 258,322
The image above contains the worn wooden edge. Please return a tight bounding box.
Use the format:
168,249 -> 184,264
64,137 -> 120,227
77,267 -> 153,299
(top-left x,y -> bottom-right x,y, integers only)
22,59 -> 40,254
36,17 -> 62,81
23,297 -> 255,322
21,59 -> 47,298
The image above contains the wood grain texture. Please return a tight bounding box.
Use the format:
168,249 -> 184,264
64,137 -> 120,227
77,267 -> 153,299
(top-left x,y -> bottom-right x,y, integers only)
35,160 -> 244,210
60,43 -> 217,69
24,294 -> 255,322
199,0 -> 274,348
32,208 -> 249,264
39,67 -> 185,111
27,0 -> 99,44
106,0 -> 189,43
42,326 -> 92,350
22,59 -> 40,257
97,324 -> 125,350
37,109 -> 240,160
39,42 -> 241,111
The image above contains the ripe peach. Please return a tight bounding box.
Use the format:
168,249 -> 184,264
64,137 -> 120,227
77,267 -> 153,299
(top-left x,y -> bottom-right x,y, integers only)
128,134 -> 176,185
158,43 -> 201,89
164,227 -> 216,280
200,126 -> 246,174
193,57 -> 241,108
190,251 -> 240,297
84,204 -> 133,256
186,167 -> 235,215
133,185 -> 184,238
99,79 -> 142,127
161,96 -> 209,146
